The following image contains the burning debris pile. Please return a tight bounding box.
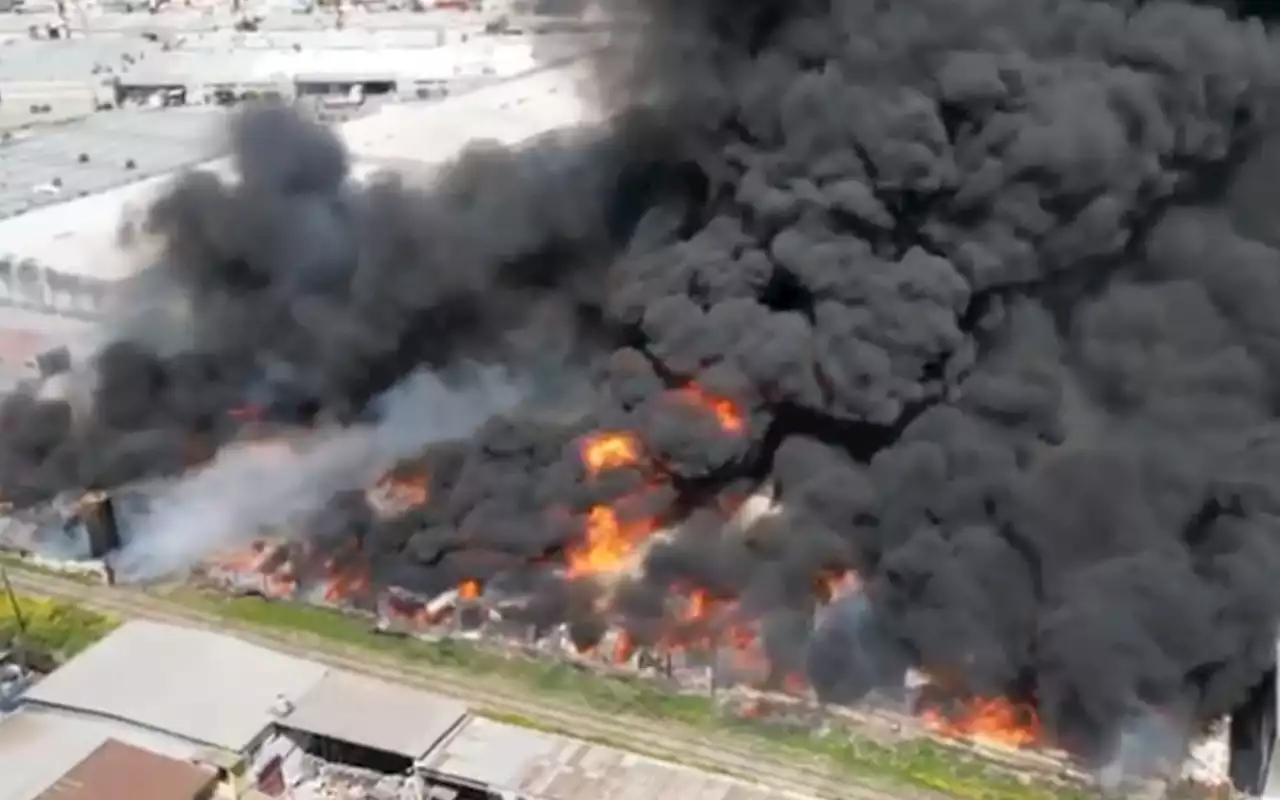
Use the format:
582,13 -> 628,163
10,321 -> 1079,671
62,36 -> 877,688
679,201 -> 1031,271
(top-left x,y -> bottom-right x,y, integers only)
3,0 -> 1280,790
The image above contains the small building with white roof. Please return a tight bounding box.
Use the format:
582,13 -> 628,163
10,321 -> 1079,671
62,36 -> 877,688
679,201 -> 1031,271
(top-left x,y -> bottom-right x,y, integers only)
21,618 -> 330,754
0,618 -> 475,800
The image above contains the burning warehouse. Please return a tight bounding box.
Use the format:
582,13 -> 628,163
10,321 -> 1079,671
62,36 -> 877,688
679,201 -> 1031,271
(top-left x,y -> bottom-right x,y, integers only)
7,0 -> 1280,794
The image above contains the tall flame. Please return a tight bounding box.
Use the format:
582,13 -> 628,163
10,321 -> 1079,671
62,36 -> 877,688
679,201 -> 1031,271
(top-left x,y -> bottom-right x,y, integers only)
566,505 -> 655,577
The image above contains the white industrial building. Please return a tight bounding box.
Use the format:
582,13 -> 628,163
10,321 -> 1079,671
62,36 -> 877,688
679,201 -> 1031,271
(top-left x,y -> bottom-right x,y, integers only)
22,620 -> 334,753
0,619 -> 818,800
0,619 -> 475,800
0,59 -> 594,385
0,60 -> 594,275
111,37 -> 543,103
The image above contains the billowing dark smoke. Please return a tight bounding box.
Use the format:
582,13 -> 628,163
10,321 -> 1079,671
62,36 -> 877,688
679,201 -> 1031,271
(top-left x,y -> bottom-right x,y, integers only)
5,0 -> 1280,760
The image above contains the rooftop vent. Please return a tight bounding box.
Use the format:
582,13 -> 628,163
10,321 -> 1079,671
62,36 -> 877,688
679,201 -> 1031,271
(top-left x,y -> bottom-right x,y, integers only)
269,694 -> 295,717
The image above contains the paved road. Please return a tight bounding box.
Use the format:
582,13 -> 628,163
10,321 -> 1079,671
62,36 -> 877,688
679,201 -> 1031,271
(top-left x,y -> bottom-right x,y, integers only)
4,568 -> 947,800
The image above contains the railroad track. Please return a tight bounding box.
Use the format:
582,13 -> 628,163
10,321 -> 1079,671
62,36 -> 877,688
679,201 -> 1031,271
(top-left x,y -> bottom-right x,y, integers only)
5,570 -> 948,800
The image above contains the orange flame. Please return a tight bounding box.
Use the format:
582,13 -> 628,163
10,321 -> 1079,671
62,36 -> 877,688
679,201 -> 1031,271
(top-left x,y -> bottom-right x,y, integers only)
580,431 -> 642,476
458,579 -> 481,600
920,696 -> 1042,748
674,384 -> 744,433
686,588 -> 709,621
566,504 -> 656,576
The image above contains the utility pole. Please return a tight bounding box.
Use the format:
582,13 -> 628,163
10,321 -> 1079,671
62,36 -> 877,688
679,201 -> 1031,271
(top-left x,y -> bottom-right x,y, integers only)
1,568 -> 29,671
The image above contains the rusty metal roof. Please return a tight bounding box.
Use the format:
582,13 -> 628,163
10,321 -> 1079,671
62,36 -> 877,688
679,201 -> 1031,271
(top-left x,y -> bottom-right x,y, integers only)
35,739 -> 217,800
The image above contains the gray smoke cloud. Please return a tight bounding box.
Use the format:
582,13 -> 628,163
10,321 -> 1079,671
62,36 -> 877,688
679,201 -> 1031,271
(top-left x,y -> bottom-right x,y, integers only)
112,367 -> 524,581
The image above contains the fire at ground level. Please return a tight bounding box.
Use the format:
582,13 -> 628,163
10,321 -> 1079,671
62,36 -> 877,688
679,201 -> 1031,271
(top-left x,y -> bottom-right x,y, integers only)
0,347 -> 1263,796
0,464 -> 1270,798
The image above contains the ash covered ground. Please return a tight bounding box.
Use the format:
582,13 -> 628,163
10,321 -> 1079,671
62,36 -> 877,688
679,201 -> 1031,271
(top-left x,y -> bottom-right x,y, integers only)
4,0 -> 1280,765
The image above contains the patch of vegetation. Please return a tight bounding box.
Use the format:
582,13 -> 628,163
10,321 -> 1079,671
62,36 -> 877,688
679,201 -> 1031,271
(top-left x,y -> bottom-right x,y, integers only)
752,723 -> 1094,800
167,589 -> 1095,800
0,590 -> 118,662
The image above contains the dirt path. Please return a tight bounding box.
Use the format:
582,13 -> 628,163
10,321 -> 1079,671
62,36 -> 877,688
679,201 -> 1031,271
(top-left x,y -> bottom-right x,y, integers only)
6,569 -> 949,800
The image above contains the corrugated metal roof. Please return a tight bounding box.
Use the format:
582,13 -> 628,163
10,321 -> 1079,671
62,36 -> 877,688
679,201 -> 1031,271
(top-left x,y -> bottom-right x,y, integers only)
35,739 -> 217,800
280,670 -> 470,759
0,706 -> 213,800
419,717 -> 807,800
23,619 -> 329,753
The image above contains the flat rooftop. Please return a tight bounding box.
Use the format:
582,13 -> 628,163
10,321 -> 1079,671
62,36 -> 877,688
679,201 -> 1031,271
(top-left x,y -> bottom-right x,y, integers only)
16,619 -> 485,770
420,716 -> 811,800
22,619 -> 331,753
0,107 -> 226,219
279,670 -> 470,760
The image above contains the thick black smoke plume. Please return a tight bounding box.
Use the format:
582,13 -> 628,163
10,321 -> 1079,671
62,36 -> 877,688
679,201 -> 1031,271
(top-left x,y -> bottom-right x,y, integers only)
5,0 -> 1280,759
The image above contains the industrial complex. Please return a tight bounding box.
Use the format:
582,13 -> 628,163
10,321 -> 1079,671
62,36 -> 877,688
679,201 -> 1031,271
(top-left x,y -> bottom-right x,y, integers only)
0,619 -> 810,800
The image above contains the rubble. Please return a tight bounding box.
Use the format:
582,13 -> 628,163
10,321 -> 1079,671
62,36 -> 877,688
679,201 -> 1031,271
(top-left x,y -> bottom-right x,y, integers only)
289,755 -> 423,800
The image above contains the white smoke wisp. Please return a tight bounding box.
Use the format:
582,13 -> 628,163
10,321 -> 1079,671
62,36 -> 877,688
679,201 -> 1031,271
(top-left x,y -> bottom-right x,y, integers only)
1097,707 -> 1190,792
111,366 -> 525,582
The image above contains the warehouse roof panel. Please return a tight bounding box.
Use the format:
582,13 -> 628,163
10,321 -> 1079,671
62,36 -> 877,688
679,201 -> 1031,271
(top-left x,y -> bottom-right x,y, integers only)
340,61 -> 594,163
418,717 -> 805,800
281,670 -> 470,759
23,619 -> 329,753
0,38 -> 157,83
